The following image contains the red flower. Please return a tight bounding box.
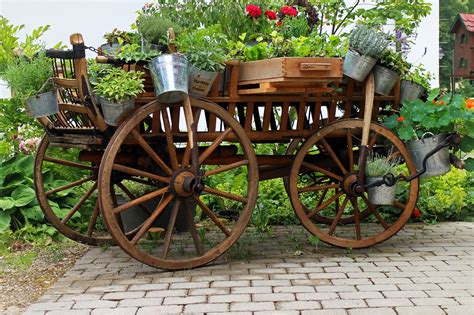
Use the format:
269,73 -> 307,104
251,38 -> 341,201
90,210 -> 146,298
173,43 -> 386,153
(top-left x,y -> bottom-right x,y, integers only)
467,99 -> 474,109
397,116 -> 405,123
440,100 -> 446,106
432,100 -> 438,106
277,20 -> 282,27
413,209 -> 421,218
246,4 -> 262,18
265,10 -> 277,20
281,5 -> 298,17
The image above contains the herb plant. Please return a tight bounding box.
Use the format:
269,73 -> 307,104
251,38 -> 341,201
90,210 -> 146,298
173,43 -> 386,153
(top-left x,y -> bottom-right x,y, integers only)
349,24 -> 388,58
402,64 -> 432,91
103,28 -> 135,45
366,153 -> 399,177
137,15 -> 182,46
378,49 -> 409,75
115,43 -> 160,63
93,68 -> 145,102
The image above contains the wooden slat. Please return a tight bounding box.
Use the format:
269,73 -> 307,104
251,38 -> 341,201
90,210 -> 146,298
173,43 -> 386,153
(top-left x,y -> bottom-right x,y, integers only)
280,102 -> 290,131
52,77 -> 79,89
262,102 -> 272,131
296,101 -> 305,131
245,102 -> 254,131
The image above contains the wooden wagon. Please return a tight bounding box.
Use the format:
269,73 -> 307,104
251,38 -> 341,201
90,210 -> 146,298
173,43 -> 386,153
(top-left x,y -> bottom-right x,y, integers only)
34,34 -> 420,270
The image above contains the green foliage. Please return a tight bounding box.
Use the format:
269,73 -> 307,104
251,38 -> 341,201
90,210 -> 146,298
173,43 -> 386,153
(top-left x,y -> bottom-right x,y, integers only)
402,64 -> 433,91
3,53 -> 53,99
177,25 -> 227,72
378,49 -> 410,75
86,59 -> 114,88
366,153 -> 399,177
384,89 -> 472,141
103,28 -> 135,45
93,68 -> 144,102
349,24 -> 389,58
281,15 -> 310,39
227,34 -> 271,62
115,43 -> 160,63
137,15 -> 182,45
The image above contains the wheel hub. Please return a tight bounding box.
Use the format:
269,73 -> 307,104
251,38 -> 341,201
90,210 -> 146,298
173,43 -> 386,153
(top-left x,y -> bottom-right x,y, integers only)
171,169 -> 205,197
341,172 -> 365,197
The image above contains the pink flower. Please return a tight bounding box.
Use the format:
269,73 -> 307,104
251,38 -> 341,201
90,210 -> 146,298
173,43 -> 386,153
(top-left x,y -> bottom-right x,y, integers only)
246,4 -> 262,18
281,6 -> 298,17
277,20 -> 282,27
265,10 -> 277,20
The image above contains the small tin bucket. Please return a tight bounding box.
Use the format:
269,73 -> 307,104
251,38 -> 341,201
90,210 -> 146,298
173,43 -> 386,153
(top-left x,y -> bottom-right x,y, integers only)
407,133 -> 450,178
400,80 -> 425,103
188,65 -> 219,96
98,96 -> 136,126
343,49 -> 377,82
149,54 -> 189,103
26,90 -> 59,118
373,65 -> 400,96
366,177 -> 397,205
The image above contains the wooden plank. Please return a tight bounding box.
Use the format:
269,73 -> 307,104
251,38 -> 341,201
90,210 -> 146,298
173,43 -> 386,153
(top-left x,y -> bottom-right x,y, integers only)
280,102 -> 290,131
296,101 -> 305,131
245,102 -> 254,131
262,102 -> 272,131
312,93 -> 322,129
53,77 -> 79,89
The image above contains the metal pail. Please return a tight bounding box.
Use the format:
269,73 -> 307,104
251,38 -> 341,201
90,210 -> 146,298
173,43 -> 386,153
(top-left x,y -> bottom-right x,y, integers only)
367,176 -> 397,205
400,80 -> 424,103
407,133 -> 451,178
26,91 -> 59,118
373,65 -> 400,96
343,49 -> 377,82
98,96 -> 136,126
188,65 -> 219,96
149,54 -> 189,103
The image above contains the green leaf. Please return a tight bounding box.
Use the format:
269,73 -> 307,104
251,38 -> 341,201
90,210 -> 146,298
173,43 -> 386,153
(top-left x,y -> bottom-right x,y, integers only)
465,158 -> 474,172
20,205 -> 44,222
398,125 -> 416,141
459,136 -> 474,153
427,88 -> 439,101
0,198 -> 15,210
0,211 -> 11,231
11,186 -> 36,207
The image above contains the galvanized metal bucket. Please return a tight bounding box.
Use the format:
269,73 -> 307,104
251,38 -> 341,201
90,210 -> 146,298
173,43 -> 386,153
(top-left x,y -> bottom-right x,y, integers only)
188,65 -> 219,97
149,54 -> 189,103
367,177 -> 396,205
26,90 -> 59,118
407,133 -> 451,178
100,42 -> 121,56
98,96 -> 135,126
373,65 -> 400,96
400,80 -> 424,103
343,49 -> 377,82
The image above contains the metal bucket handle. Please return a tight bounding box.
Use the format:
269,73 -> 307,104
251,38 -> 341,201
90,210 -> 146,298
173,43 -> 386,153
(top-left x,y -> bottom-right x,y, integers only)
34,77 -> 55,98
420,132 -> 435,143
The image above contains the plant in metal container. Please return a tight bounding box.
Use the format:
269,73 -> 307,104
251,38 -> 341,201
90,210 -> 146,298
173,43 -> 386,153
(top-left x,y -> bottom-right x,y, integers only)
100,28 -> 136,56
400,64 -> 432,102
373,49 -> 409,96
366,152 -> 399,205
137,15 -> 182,53
177,25 -> 227,96
3,53 -> 57,118
93,68 -> 144,126
343,24 -> 388,82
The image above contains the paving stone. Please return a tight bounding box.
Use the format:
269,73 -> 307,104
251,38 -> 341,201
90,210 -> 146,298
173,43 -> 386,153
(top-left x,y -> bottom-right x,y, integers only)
315,285 -> 356,292
118,298 -> 164,307
46,310 -> 90,315
382,290 -> 427,298
90,307 -> 137,315
442,305 -> 474,315
254,311 -> 299,315
211,280 -> 250,288
252,293 -> 295,302
296,292 -> 339,301
162,295 -> 206,305
169,281 -> 210,289
87,285 -> 129,293
102,291 -> 145,300
184,303 -> 229,313
366,298 -> 413,307
145,289 -> 188,298
251,279 -> 291,287
339,291 -> 384,299
27,302 -> 74,311
230,302 -> 275,312
425,289 -> 471,298
136,305 -> 183,314
271,273 -> 308,280
273,286 -> 315,293
348,307 -> 396,315
208,294 -> 250,303
411,297 -> 459,306
301,310 -> 347,315
276,300 -> 321,310
396,306 -> 445,315
73,300 -> 118,309
58,294 -> 103,302
321,299 -> 366,309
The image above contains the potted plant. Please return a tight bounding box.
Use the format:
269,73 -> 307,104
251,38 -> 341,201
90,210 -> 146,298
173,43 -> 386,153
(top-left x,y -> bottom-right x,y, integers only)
400,64 -> 432,102
366,153 -> 399,205
384,89 -> 473,177
93,68 -> 144,126
3,53 -> 57,118
177,25 -> 227,96
136,14 -> 182,53
100,28 -> 135,56
373,49 -> 409,96
343,24 -> 388,82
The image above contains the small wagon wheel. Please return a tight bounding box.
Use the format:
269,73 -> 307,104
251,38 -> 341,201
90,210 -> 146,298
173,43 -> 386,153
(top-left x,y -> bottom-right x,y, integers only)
98,98 -> 258,270
34,135 -> 109,245
289,119 -> 419,248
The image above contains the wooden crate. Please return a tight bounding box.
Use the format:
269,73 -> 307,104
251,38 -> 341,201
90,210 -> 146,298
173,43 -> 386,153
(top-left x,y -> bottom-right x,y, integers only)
237,57 -> 343,95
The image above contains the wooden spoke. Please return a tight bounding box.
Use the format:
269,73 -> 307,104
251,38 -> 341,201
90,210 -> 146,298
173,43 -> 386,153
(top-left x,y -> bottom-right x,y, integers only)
130,194 -> 174,245
307,191 -> 344,219
346,128 -> 354,172
45,175 -> 95,196
368,132 -> 379,149
162,199 -> 181,260
116,182 -> 154,214
161,108 -> 179,170
204,186 -> 248,203
185,200 -> 203,256
182,109 -> 202,167
298,183 -> 340,193
112,164 -> 170,184
113,187 -> 168,215
130,129 -> 173,175
194,196 -> 231,237
351,198 -> 362,240
199,128 -> 232,164
320,138 -> 347,174
328,196 -> 349,236
302,161 -> 343,181
388,150 -> 402,161
361,195 -> 390,230
127,177 -> 162,188
204,160 -> 249,177
86,201 -> 100,237
44,156 -> 95,171
62,182 -> 97,224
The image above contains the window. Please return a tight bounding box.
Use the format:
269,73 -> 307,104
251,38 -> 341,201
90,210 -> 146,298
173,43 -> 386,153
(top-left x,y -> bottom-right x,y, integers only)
460,33 -> 468,44
460,58 -> 468,68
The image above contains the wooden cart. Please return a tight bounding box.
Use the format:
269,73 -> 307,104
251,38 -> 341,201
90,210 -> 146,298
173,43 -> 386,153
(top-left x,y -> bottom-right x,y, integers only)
34,34 -> 419,270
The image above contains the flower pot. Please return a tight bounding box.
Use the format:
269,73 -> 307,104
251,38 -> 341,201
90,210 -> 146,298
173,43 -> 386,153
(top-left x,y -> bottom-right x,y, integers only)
100,42 -> 121,56
407,133 -> 450,178
366,176 -> 397,205
26,91 -> 59,118
149,54 -> 189,103
98,96 -> 136,126
141,37 -> 167,53
373,65 -> 400,96
400,80 -> 424,103
343,49 -> 377,82
188,65 -> 219,97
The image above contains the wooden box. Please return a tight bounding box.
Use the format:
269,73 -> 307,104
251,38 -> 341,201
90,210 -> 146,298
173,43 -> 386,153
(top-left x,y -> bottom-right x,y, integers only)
237,57 -> 343,95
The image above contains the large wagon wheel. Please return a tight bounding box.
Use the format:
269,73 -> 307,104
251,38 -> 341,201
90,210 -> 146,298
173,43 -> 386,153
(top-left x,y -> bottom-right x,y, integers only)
34,135 -> 108,245
98,98 -> 258,270
289,119 -> 419,248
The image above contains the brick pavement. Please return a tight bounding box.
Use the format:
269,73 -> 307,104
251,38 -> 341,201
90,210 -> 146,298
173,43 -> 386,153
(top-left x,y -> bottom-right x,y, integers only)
24,222 -> 473,314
